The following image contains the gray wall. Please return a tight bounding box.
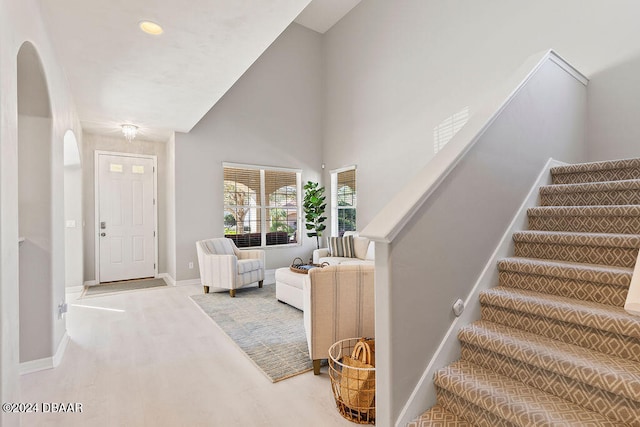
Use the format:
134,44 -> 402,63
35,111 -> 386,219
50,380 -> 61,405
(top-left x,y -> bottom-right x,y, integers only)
166,134 -> 177,281
384,60 -> 586,425
587,52 -> 640,161
174,23 -> 323,280
82,133 -> 168,282
322,0 -> 640,230
64,166 -> 83,287
18,115 -> 53,363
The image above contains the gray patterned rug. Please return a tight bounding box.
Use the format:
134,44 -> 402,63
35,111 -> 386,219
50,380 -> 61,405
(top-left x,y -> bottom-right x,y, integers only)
190,284 -> 313,382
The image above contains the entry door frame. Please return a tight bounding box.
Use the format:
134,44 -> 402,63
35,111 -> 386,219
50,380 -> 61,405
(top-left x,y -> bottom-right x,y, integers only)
94,150 -> 158,283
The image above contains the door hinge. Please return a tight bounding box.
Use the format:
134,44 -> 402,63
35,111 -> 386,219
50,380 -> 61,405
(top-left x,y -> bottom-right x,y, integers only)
154,263 -> 156,269
153,166 -> 155,173
153,198 -> 156,205
154,231 -> 156,237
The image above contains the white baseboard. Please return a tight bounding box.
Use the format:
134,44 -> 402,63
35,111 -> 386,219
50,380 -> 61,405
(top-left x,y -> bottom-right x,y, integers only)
53,332 -> 70,367
20,357 -> 52,375
158,273 -> 176,286
175,278 -> 202,286
396,158 -> 567,426
21,331 -> 70,375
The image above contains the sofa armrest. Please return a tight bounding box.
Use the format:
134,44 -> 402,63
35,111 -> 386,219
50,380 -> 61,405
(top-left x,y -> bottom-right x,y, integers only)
304,265 -> 375,360
312,248 -> 330,264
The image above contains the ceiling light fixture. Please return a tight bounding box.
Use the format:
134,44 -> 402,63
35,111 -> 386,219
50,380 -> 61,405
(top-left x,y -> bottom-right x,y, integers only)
121,124 -> 138,142
139,20 -> 163,35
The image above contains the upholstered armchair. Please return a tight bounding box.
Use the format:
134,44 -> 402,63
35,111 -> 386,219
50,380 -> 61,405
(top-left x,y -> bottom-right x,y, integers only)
303,264 -> 375,374
196,238 -> 265,297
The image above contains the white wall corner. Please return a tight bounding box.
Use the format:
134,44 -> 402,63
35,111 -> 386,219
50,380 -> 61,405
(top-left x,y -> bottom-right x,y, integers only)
395,158 -> 564,426
158,273 -> 176,286
53,331 -> 70,367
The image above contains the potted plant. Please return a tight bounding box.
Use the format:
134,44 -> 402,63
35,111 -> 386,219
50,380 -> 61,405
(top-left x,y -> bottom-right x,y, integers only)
303,181 -> 327,250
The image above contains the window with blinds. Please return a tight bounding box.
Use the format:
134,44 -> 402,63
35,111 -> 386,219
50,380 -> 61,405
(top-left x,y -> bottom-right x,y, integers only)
224,164 -> 300,247
331,166 -> 357,236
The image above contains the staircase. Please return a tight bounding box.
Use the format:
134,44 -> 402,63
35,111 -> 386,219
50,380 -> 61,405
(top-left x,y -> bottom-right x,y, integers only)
410,158 -> 640,426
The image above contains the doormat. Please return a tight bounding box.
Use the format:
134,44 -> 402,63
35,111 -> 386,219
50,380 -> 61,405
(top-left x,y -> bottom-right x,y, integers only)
82,277 -> 167,297
190,284 -> 313,382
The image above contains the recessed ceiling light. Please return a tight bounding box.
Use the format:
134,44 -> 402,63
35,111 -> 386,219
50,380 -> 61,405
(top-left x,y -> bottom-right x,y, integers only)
139,21 -> 163,35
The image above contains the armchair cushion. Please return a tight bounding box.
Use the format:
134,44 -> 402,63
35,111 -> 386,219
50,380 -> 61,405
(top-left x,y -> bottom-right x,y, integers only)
237,258 -> 263,274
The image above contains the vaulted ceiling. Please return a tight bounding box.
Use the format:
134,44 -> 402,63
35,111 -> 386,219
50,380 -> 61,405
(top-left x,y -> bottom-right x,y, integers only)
39,0 -> 361,142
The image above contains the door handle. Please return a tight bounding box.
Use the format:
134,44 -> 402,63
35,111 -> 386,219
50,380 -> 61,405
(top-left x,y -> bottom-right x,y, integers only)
100,232 -> 106,237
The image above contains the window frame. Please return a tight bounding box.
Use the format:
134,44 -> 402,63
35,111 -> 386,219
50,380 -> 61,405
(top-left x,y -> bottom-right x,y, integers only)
223,162 -> 302,249
330,165 -> 357,237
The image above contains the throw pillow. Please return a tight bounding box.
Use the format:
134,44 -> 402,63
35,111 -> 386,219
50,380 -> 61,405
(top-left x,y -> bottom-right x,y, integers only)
328,235 -> 355,258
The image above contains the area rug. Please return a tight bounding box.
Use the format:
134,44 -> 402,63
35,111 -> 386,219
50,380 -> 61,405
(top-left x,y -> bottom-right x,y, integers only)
190,284 -> 313,382
82,277 -> 167,297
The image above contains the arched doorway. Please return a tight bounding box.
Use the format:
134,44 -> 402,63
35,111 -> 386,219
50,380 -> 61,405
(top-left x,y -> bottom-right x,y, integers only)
64,130 -> 83,290
17,42 -> 54,365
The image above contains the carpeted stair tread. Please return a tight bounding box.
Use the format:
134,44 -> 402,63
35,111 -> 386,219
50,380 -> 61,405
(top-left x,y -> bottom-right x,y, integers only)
408,404 -> 476,427
540,179 -> 640,194
457,321 -> 640,402
528,205 -> 640,217
551,158 -> 640,185
497,257 -> 632,287
436,389 -> 514,427
511,230 -> 640,248
434,360 -> 626,426
527,205 -> 640,234
459,343 -> 640,425
480,287 -> 640,339
512,230 -> 640,268
540,179 -> 640,206
551,158 -> 640,176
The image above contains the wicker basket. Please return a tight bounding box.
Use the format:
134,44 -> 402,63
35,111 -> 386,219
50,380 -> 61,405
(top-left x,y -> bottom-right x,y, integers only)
328,338 -> 376,424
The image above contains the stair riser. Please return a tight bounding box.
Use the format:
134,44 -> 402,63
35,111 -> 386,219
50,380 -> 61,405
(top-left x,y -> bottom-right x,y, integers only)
514,241 -> 638,268
528,215 -> 640,234
540,189 -> 640,206
498,271 -> 628,307
552,168 -> 640,184
461,343 -> 640,425
436,388 -> 514,427
480,305 -> 640,363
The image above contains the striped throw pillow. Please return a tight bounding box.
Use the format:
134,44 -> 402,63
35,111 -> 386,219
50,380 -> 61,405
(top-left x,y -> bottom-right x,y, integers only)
328,235 -> 355,258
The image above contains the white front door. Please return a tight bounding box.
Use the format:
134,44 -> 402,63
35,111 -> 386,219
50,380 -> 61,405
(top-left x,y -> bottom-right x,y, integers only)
97,153 -> 156,282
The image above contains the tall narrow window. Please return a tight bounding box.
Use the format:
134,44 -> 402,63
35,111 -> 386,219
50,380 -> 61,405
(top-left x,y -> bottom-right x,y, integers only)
331,166 -> 357,236
223,164 -> 300,247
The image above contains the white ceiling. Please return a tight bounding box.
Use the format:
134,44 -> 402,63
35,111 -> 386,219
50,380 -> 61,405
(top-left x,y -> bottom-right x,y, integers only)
38,0 -> 359,142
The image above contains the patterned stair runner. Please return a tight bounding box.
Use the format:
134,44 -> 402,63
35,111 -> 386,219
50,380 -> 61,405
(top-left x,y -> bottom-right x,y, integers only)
411,157 -> 640,426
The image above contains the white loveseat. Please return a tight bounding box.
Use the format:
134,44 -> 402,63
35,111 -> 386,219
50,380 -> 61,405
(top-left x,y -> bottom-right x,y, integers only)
312,231 -> 375,266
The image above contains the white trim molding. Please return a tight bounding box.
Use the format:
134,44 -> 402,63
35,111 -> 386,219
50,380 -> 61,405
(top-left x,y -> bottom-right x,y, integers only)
158,273 -> 176,286
21,331 -> 70,375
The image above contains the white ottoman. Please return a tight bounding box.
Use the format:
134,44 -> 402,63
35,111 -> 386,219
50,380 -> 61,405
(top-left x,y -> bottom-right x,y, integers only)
275,267 -> 308,311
